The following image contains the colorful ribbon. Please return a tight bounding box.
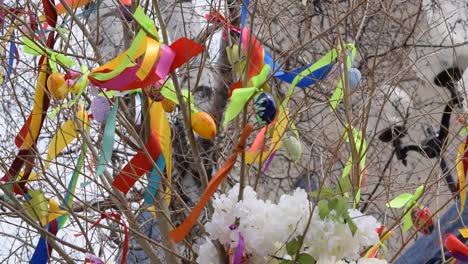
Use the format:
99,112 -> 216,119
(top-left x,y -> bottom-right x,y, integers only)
456,135 -> 468,218
223,64 -> 270,127
22,36 -> 75,72
169,124 -> 253,243
112,130 -> 163,194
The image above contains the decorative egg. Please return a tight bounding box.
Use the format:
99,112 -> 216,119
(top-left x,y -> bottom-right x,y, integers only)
191,112 -> 217,140
162,98 -> 176,113
90,96 -> 111,124
253,92 -> 277,126
348,68 -> 361,90
282,136 -> 302,162
47,72 -> 68,100
411,207 -> 434,235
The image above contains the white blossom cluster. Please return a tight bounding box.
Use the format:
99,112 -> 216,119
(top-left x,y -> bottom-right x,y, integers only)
196,184 -> 386,264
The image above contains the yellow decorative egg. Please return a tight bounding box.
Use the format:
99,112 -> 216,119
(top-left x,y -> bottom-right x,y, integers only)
191,112 -> 217,140
47,72 -> 68,100
162,98 -> 176,113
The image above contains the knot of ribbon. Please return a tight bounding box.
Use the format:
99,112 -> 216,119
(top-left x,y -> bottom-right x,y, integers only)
204,11 -> 241,40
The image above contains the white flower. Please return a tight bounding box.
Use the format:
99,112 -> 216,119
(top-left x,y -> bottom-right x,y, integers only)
357,258 -> 389,264
198,184 -> 384,263
196,239 -> 220,264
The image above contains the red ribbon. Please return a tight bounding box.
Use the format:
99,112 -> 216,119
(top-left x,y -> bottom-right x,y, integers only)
204,11 -> 241,40
112,130 -> 162,194
76,213 -> 129,264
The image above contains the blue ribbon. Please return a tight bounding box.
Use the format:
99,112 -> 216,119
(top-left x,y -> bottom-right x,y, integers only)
144,155 -> 165,204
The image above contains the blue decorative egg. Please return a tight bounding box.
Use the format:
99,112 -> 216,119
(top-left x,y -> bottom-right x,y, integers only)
253,92 -> 277,126
348,68 -> 362,90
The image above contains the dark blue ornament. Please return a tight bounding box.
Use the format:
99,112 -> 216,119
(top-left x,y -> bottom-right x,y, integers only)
253,92 -> 277,126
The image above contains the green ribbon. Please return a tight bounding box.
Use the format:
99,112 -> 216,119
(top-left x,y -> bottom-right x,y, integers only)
133,6 -> 158,37
160,80 -> 197,112
95,100 -> 119,177
339,125 -> 367,208
57,140 -> 88,229
90,30 -> 146,81
22,37 -> 75,72
223,64 -> 270,127
329,43 -> 357,111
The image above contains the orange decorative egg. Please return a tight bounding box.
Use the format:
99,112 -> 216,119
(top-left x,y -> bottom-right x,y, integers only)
162,98 -> 176,113
47,72 -> 69,100
191,112 -> 217,140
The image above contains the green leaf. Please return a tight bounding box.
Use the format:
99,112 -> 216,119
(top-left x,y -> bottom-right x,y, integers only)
279,260 -> 294,264
310,187 -> 335,199
286,236 -> 302,256
412,185 -> 425,202
353,188 -> 361,209
341,157 -> 352,179
317,199 -> 329,219
297,253 -> 315,264
386,193 -> 413,208
334,197 -> 349,218
337,174 -> 352,194
346,215 -> 358,235
403,210 -> 413,232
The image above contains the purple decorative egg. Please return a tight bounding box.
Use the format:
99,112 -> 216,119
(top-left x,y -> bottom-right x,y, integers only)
253,92 -> 277,126
91,96 -> 111,124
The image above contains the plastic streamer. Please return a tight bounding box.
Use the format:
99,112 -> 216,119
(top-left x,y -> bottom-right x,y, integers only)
328,44 -> 357,111
169,124 -> 253,243
16,58 -> 49,149
30,219 -> 58,264
456,135 -> 468,218
45,108 -> 89,170
57,141 -> 88,228
111,130 -> 163,194
146,99 -> 172,205
94,100 -> 119,178
22,36 -> 75,72
143,155 -> 164,204
223,64 -> 270,127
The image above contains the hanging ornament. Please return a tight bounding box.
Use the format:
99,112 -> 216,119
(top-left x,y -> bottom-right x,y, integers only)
162,98 -> 176,113
348,68 -> 361,90
90,96 -> 111,124
282,136 -> 302,162
411,207 -> 434,235
191,111 -> 217,140
253,92 -> 277,126
47,72 -> 68,100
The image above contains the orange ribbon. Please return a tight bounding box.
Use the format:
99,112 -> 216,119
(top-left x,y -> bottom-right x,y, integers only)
169,124 -> 254,243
